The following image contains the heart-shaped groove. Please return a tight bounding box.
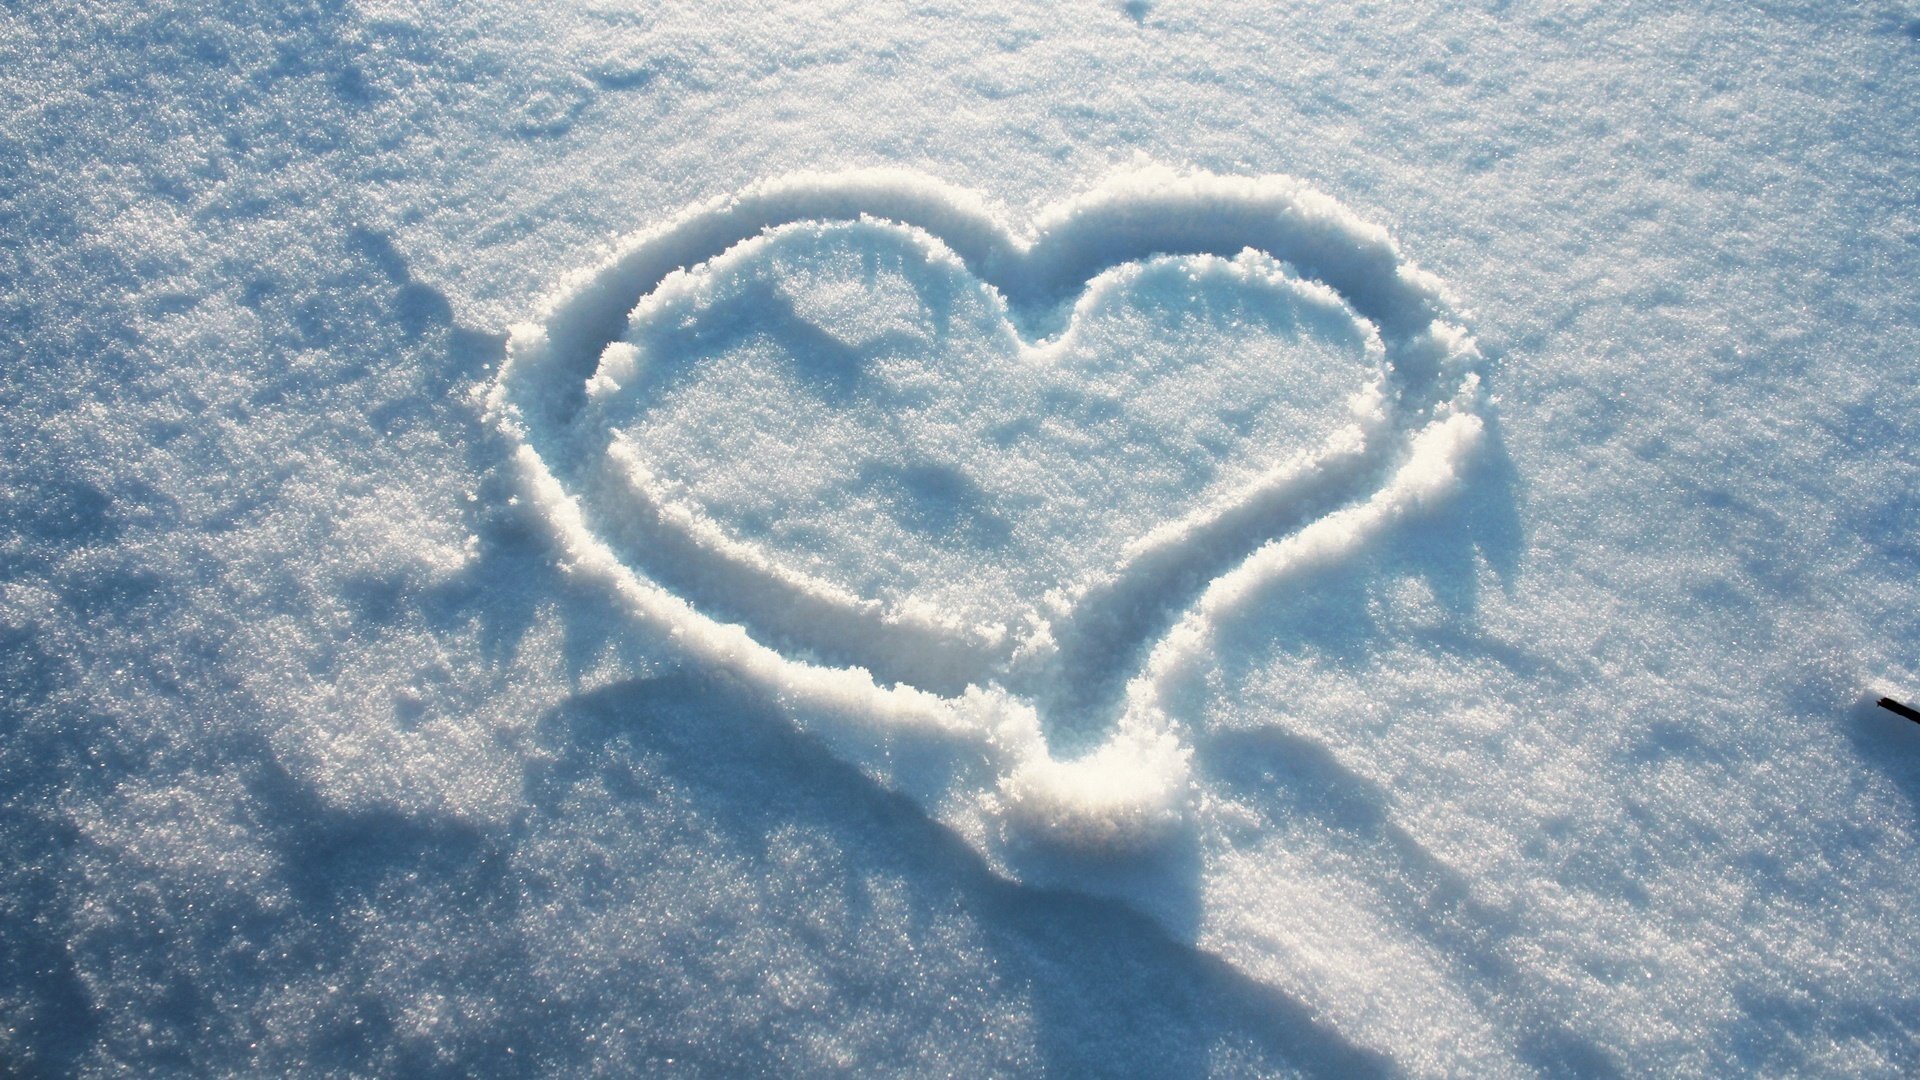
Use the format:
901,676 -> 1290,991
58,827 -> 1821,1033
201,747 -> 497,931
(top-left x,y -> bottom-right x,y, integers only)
590,222 -> 1387,715
490,167 -> 1484,871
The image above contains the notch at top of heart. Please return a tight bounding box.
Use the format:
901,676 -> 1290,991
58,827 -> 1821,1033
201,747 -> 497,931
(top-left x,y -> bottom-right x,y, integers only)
500,166 -> 1472,432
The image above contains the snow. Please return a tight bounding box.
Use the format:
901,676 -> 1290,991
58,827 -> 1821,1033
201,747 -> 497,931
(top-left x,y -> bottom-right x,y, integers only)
4,1 -> 1920,1075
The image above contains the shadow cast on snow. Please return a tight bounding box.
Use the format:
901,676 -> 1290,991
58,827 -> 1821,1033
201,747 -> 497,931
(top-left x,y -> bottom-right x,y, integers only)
530,671 -> 1397,1078
1197,723 -> 1622,1079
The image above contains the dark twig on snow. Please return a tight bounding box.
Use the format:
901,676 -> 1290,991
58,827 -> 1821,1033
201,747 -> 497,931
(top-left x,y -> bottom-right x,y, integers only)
1877,697 -> 1920,725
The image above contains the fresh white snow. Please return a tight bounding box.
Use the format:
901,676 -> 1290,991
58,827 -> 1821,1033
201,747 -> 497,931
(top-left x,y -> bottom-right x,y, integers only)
4,1 -> 1920,1076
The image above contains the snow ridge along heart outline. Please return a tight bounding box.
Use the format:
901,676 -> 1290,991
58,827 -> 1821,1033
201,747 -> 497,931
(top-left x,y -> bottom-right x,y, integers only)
489,167 -> 1485,885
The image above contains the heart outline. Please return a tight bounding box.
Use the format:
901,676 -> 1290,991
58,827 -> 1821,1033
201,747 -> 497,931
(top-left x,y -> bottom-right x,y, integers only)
488,167 -> 1485,871
588,223 -> 1396,708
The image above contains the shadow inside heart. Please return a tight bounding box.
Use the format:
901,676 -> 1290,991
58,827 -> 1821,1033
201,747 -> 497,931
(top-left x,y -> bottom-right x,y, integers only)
853,461 -> 1016,550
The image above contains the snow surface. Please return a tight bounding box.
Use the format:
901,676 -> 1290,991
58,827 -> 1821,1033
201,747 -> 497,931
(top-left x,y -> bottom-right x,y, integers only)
5,1 -> 1920,1076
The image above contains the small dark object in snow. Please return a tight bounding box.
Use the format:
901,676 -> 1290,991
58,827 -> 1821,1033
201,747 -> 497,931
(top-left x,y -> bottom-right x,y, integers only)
1877,697 -> 1920,724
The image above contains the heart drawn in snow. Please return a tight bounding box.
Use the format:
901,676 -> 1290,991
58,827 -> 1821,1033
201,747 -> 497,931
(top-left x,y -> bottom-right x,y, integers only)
490,168 -> 1485,875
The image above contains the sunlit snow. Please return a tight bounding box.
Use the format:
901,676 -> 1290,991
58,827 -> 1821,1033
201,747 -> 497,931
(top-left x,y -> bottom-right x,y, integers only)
5,2 -> 1920,1076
